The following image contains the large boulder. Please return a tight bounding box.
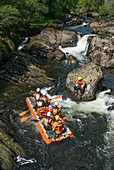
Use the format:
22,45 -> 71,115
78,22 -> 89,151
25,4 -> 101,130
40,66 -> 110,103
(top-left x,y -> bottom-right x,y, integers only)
22,28 -> 77,62
88,35 -> 114,68
39,28 -> 77,47
88,20 -> 114,68
66,62 -> 103,101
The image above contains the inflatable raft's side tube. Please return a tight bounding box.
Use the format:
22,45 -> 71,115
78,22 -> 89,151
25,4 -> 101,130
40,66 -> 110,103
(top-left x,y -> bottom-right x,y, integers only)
26,98 -> 51,144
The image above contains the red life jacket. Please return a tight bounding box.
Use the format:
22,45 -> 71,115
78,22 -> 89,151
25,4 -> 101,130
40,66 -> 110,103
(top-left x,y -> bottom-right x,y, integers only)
39,107 -> 46,116
57,119 -> 64,132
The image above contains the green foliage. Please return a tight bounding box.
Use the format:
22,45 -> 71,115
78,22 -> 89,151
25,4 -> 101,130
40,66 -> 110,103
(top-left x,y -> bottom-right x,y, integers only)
76,0 -> 104,12
23,0 -> 48,21
0,5 -> 21,31
0,38 -> 12,65
109,1 -> 114,15
76,0 -> 87,8
98,5 -> 109,15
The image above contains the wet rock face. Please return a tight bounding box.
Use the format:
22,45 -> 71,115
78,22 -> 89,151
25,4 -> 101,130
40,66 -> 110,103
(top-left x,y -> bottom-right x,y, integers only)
0,125 -> 27,170
0,53 -> 54,87
68,55 -> 78,65
66,62 -> 103,101
88,35 -> 114,68
22,28 -> 77,62
39,28 -> 78,48
88,20 -> 114,68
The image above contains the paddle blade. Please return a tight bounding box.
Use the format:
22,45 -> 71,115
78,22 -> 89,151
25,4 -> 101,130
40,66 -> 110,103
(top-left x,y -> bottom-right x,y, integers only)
51,96 -> 61,100
54,96 -> 61,99
20,115 -> 32,123
19,109 -> 29,116
62,116 -> 69,121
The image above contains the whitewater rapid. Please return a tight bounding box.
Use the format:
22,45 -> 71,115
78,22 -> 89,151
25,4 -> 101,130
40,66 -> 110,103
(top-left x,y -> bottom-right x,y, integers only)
59,34 -> 95,64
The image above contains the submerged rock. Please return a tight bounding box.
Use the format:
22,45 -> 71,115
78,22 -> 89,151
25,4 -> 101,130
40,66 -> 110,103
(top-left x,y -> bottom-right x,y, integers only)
66,62 -> 103,101
68,55 -> 78,65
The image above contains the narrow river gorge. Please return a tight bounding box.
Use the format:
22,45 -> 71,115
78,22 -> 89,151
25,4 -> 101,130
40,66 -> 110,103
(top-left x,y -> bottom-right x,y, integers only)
0,22 -> 114,170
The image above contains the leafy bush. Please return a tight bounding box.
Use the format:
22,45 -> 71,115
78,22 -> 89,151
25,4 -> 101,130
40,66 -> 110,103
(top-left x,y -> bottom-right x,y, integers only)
98,5 -> 109,15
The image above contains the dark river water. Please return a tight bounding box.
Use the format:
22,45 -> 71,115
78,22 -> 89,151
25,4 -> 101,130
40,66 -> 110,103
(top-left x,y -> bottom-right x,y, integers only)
0,24 -> 114,170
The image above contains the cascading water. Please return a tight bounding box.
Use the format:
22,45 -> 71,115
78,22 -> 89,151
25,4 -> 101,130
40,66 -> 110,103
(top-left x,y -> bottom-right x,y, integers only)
59,34 -> 93,64
18,37 -> 31,50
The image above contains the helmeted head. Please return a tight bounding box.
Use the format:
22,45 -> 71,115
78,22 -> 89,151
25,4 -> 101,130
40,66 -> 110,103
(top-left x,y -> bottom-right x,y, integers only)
47,112 -> 51,117
78,77 -> 82,81
54,102 -> 58,107
36,88 -> 40,93
38,101 -> 42,107
42,91 -> 47,96
55,115 -> 59,121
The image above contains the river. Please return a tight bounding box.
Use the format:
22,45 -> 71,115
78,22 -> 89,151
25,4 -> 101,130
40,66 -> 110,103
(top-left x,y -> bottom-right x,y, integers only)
0,23 -> 114,170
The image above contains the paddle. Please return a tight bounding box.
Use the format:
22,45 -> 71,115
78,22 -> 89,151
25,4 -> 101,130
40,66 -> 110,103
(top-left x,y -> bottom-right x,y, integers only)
19,109 -> 29,116
50,96 -> 61,100
62,116 -> 69,121
31,119 -> 38,122
20,115 -> 32,123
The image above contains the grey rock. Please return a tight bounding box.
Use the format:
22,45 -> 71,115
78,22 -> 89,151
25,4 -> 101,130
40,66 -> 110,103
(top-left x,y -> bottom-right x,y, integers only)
66,62 -> 103,101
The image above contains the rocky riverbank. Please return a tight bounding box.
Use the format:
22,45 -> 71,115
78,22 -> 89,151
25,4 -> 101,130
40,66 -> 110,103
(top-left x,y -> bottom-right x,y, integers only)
88,19 -> 114,68
0,116 -> 27,170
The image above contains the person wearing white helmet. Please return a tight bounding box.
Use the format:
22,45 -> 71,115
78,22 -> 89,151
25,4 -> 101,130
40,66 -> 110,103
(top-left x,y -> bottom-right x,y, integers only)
36,99 -> 44,108
49,101 -> 61,118
36,100 -> 49,117
40,91 -> 50,106
41,112 -> 52,130
34,88 -> 42,102
74,77 -> 86,98
54,102 -> 58,107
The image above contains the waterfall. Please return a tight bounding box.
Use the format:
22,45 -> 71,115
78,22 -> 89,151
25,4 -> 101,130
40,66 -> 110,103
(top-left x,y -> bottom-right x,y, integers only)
18,37 -> 30,50
59,34 -> 94,64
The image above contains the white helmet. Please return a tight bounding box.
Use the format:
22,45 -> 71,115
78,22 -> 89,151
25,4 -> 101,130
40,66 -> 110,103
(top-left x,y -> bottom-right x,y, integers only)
42,91 -> 47,96
36,88 -> 40,93
47,112 -> 51,117
54,102 -> 58,106
38,101 -> 42,107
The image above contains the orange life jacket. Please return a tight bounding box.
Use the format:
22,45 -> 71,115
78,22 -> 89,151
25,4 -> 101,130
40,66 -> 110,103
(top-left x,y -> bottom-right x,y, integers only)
76,80 -> 85,88
37,107 -> 46,117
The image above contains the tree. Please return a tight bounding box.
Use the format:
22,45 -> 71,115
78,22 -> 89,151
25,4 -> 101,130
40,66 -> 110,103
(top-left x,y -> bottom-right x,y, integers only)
0,5 -> 22,31
23,0 -> 48,21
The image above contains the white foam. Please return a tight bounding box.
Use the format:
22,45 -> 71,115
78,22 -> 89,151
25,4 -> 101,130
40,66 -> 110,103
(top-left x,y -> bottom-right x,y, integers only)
16,156 -> 37,165
59,34 -> 95,64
